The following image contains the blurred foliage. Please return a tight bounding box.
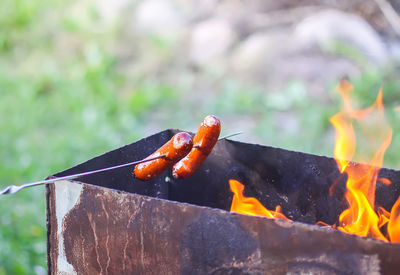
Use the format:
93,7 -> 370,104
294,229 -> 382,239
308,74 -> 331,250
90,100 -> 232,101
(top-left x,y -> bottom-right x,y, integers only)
0,0 -> 400,273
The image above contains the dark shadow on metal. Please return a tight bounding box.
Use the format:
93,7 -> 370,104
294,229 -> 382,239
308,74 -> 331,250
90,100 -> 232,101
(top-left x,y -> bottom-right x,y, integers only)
53,129 -> 400,224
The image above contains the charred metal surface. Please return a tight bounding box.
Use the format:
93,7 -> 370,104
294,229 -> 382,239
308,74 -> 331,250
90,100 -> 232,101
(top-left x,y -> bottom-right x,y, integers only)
46,129 -> 400,274
52,129 -> 400,225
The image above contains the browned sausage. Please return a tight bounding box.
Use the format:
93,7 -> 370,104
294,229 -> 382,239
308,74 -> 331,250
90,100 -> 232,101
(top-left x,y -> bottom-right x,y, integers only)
172,115 -> 221,179
134,132 -> 193,181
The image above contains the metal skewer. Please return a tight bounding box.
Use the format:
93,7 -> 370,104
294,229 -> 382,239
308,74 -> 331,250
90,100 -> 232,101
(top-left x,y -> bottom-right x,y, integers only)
219,132 -> 243,140
0,132 -> 243,196
0,154 -> 166,196
193,131 -> 243,149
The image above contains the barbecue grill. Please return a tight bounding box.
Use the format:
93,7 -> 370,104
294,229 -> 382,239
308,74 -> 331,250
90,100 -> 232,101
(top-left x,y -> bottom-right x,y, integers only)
46,129 -> 400,274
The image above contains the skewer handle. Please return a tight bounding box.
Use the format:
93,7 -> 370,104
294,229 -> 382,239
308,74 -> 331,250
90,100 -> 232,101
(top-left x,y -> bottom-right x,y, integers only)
0,154 -> 166,196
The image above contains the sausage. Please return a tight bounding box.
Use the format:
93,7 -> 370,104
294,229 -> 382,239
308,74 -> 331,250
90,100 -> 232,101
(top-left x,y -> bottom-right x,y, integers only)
172,115 -> 221,179
134,132 -> 193,181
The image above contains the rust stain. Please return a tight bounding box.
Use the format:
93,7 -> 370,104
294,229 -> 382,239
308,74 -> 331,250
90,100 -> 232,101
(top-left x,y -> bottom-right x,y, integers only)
122,210 -> 137,272
100,200 -> 111,274
87,211 -> 102,273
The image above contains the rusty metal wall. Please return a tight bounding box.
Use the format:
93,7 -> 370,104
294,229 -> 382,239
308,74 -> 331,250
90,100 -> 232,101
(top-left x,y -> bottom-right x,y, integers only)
47,180 -> 400,274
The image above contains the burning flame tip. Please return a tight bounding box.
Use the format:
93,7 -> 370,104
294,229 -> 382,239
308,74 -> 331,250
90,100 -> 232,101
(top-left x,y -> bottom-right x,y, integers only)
376,90 -> 384,110
337,79 -> 353,93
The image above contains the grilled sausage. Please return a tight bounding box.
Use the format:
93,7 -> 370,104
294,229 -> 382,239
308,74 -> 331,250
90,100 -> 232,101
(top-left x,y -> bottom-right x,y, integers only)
172,115 -> 221,179
134,132 -> 193,181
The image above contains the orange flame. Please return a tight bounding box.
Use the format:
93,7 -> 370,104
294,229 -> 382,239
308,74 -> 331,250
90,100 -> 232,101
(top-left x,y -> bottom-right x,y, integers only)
229,179 -> 290,221
330,80 -> 356,172
388,197 -> 400,242
331,80 -> 394,241
228,80 -> 400,243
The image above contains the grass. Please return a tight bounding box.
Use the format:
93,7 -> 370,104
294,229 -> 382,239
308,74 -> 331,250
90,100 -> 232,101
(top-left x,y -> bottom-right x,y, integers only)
0,0 -> 399,273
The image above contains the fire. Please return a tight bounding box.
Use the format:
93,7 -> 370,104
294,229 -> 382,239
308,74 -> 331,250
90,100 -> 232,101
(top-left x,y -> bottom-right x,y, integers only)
229,179 -> 290,221
388,197 -> 400,242
331,80 -> 395,242
229,80 -> 400,243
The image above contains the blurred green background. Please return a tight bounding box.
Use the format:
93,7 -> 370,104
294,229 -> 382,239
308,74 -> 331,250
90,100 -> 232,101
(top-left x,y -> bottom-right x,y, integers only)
1,0 -> 400,273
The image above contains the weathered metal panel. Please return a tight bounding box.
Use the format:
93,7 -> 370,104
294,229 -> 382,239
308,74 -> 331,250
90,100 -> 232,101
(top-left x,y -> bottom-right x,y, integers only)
48,180 -> 400,274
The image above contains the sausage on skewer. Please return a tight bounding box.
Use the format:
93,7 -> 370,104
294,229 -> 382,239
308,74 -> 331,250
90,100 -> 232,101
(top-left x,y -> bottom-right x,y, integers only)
134,132 -> 193,181
172,115 -> 221,179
